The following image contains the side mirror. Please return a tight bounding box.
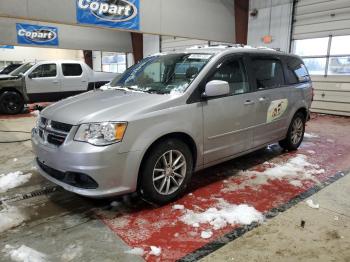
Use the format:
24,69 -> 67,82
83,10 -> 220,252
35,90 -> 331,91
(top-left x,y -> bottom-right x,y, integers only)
28,74 -> 33,79
203,80 -> 230,98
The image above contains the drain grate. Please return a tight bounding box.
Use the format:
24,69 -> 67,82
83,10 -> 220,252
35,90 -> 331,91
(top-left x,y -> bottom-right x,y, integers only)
0,186 -> 62,205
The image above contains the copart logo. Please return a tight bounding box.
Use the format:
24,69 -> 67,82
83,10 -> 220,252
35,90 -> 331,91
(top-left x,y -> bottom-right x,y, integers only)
17,28 -> 57,43
77,0 -> 138,22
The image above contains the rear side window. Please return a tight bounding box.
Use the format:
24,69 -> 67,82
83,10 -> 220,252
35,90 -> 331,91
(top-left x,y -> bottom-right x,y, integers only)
62,63 -> 83,76
285,57 -> 310,84
252,58 -> 285,89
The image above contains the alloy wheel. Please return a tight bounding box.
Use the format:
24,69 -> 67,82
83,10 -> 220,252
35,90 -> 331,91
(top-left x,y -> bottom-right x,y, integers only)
152,150 -> 187,195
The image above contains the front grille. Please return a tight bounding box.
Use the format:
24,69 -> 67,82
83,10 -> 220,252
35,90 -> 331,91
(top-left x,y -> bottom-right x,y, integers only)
37,159 -> 98,189
38,117 -> 73,146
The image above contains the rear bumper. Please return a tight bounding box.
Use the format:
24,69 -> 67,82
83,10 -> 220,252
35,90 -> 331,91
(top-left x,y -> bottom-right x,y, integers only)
31,129 -> 142,198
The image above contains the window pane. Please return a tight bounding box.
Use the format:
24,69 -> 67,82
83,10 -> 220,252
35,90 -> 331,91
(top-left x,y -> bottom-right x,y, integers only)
330,36 -> 350,55
31,64 -> 57,78
302,58 -> 326,75
328,56 -> 350,75
208,59 -> 249,95
293,38 -> 329,56
62,63 -> 82,76
285,57 -> 310,84
252,59 -> 284,89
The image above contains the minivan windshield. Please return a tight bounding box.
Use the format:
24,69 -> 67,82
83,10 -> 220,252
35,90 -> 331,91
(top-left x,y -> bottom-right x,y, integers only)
11,62 -> 35,76
109,53 -> 213,94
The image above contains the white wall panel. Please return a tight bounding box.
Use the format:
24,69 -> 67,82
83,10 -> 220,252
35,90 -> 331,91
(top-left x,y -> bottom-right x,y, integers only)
161,36 -> 208,52
247,0 -> 293,52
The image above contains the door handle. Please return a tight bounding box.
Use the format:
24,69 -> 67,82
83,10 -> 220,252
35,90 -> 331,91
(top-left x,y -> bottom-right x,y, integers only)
82,80 -> 87,82
52,80 -> 59,84
244,100 -> 255,105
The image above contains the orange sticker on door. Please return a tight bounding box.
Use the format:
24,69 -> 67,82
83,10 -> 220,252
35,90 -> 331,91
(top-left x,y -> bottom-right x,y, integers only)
267,99 -> 288,123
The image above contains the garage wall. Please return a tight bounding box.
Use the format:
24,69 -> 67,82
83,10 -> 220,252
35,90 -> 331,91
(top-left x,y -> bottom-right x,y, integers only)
160,36 -> 209,52
0,17 -> 132,52
0,0 -> 235,43
0,46 -> 83,62
247,0 -> 293,52
292,0 -> 350,116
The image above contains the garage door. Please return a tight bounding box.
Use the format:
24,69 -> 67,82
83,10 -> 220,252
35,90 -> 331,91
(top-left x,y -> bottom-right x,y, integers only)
291,0 -> 350,116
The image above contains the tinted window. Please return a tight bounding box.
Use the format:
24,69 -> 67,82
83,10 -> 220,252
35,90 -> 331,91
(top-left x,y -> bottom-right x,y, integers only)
252,58 -> 284,89
30,64 -> 57,78
62,63 -> 83,76
285,57 -> 310,84
208,58 -> 249,95
0,64 -> 21,75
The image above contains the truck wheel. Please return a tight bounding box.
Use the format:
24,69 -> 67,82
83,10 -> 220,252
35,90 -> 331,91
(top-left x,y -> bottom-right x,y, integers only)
0,91 -> 24,115
279,112 -> 305,151
138,138 -> 193,205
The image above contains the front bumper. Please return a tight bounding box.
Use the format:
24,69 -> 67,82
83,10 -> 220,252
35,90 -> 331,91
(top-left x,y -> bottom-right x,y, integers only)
31,128 -> 142,198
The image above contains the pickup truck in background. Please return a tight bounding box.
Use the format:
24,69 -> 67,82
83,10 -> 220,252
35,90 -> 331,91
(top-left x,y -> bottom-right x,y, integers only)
0,60 -> 118,114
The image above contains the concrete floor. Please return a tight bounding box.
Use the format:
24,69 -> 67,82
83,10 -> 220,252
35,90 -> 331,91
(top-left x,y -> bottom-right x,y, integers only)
0,112 -> 349,261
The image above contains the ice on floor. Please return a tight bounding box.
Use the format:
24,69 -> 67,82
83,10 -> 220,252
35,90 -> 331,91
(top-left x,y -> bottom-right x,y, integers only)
172,204 -> 185,210
0,171 -> 32,193
124,247 -> 145,256
200,230 -> 213,239
0,205 -> 27,233
306,199 -> 320,209
181,198 -> 264,230
149,246 -> 162,256
3,244 -> 47,262
222,154 -> 324,192
304,133 -> 319,138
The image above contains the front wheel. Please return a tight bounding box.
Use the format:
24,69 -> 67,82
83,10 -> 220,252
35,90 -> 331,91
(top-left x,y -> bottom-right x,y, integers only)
0,91 -> 24,115
138,139 -> 193,205
279,112 -> 305,151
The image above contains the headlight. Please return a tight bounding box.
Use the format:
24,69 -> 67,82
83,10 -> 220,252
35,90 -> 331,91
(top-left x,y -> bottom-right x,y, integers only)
74,122 -> 127,146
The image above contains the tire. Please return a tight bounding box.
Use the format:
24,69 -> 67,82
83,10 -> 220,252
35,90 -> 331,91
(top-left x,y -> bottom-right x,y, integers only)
279,112 -> 306,151
0,91 -> 24,115
138,138 -> 193,205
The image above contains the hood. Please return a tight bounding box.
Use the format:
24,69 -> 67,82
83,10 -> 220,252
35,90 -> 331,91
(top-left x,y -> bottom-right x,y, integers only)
41,89 -> 175,125
0,75 -> 19,80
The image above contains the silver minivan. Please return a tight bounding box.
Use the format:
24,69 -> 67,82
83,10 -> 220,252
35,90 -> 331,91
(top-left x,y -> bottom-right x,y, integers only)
32,46 -> 313,204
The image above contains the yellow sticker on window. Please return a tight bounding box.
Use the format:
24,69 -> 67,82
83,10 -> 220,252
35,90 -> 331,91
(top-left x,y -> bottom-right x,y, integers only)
267,99 -> 288,123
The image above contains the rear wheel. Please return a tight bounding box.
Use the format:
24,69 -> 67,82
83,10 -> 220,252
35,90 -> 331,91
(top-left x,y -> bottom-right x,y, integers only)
279,112 -> 305,151
0,91 -> 24,115
138,138 -> 193,205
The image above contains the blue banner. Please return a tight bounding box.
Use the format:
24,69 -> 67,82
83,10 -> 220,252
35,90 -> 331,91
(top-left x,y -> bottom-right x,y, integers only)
0,45 -> 14,49
16,23 -> 59,46
76,0 -> 139,30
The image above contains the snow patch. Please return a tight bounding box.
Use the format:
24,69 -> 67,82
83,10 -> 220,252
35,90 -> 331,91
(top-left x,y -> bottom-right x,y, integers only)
124,247 -> 145,256
0,171 -> 32,193
149,246 -> 161,256
304,133 -> 319,138
172,204 -> 185,210
3,245 -> 47,262
180,199 -> 264,230
306,199 -> 319,209
289,180 -> 303,187
307,150 -> 316,155
0,205 -> 27,233
13,158 -> 18,162
200,230 -> 213,239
